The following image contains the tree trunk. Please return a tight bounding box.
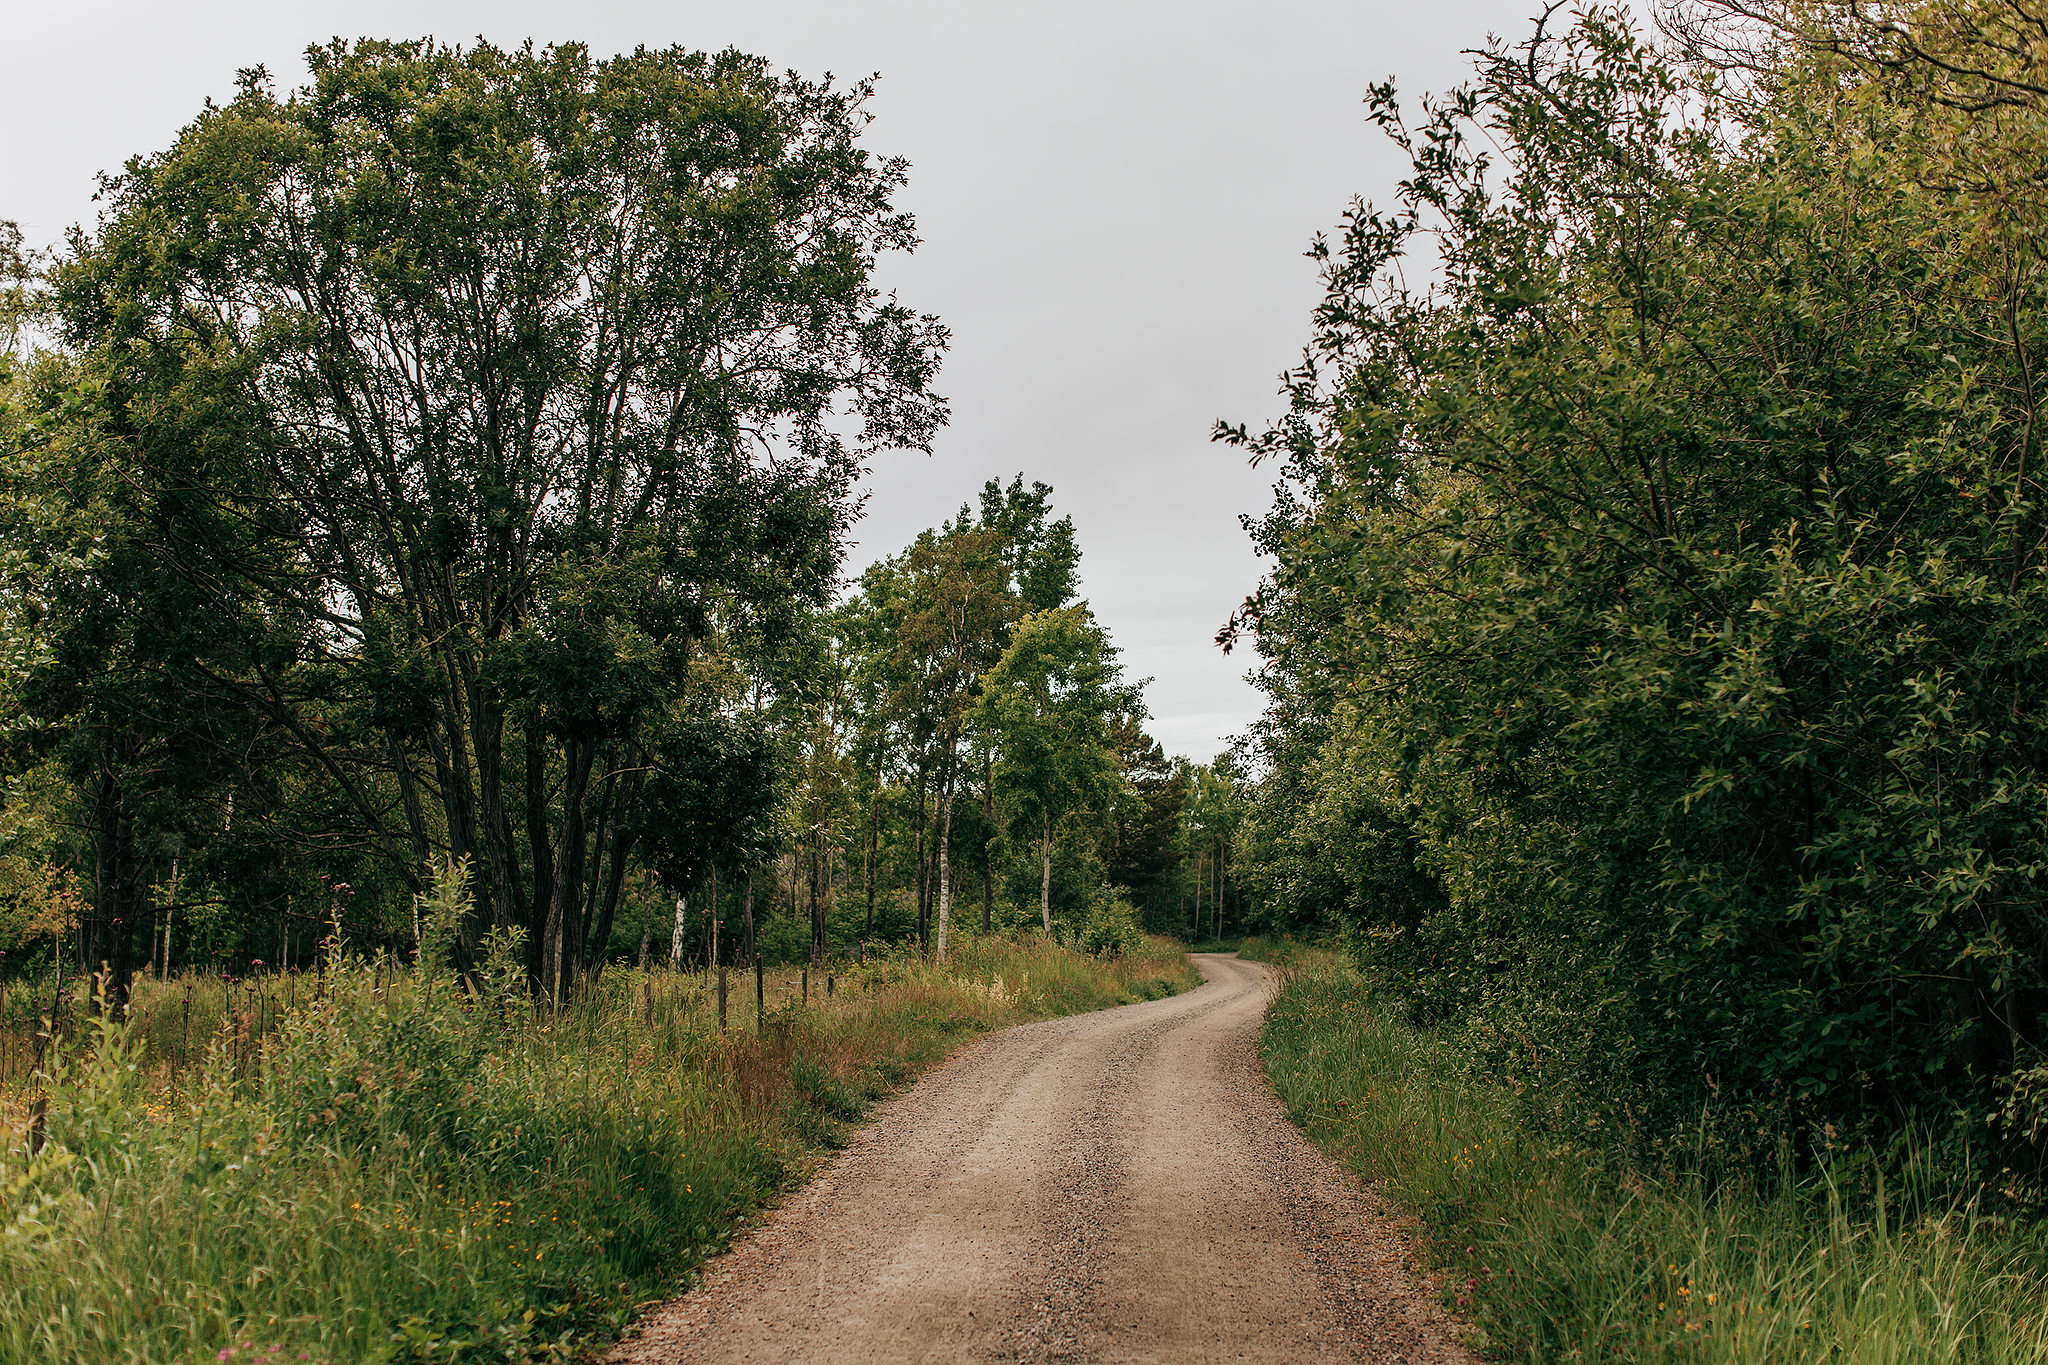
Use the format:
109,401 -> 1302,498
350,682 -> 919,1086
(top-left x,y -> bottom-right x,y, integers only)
545,732 -> 596,1001
476,695 -> 517,936
936,758 -> 958,961
586,767 -> 643,980
709,863 -> 721,972
635,888 -> 653,970
751,872 -> 764,1036
914,775 -> 930,953
1040,810 -> 1053,935
389,735 -> 433,865
498,802 -> 528,939
161,856 -> 180,980
809,823 -> 825,964
427,683 -> 487,946
865,788 -> 878,943
524,730 -> 555,987
981,752 -> 995,934
86,755 -> 144,1015
1204,839 -> 1220,945
743,870 -> 757,965
669,893 -> 687,970
581,769 -> 614,961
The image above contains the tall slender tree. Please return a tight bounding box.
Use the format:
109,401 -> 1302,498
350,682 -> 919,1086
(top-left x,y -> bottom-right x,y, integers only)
975,606 -> 1134,934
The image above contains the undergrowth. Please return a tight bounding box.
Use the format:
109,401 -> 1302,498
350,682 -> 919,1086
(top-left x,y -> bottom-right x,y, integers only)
1262,950 -> 2048,1364
0,861 -> 1198,1364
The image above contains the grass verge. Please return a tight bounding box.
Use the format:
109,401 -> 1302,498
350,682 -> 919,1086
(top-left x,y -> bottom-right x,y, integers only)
0,877 -> 1196,1365
1262,949 -> 2048,1364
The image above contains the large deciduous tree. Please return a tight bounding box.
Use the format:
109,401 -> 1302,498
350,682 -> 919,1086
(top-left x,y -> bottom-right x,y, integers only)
55,39 -> 947,988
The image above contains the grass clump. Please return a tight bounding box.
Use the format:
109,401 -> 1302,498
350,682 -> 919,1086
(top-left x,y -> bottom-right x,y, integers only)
1262,949 -> 2048,1364
0,862 -> 1197,1365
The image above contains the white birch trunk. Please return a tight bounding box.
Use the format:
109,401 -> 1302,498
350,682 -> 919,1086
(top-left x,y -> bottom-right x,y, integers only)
936,785 -> 955,961
1040,812 -> 1053,934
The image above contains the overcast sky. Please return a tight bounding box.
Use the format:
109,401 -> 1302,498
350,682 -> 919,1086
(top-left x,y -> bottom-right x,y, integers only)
4,0 -> 1550,761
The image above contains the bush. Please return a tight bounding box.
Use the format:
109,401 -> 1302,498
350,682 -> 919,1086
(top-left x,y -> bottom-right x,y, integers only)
1264,951 -> 2048,1364
1067,890 -> 1143,960
1224,5 -> 2048,1166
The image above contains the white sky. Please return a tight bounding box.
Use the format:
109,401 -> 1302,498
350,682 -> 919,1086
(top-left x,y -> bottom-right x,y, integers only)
4,0 -> 1553,761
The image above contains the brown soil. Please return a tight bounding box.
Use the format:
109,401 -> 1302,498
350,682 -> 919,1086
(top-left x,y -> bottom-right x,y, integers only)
609,953 -> 1479,1364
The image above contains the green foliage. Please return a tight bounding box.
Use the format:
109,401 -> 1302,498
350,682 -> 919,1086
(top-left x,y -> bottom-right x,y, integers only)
1062,889 -> 1145,961
4,27 -> 1186,1051
1264,950 -> 2048,1364
0,884 -> 1194,1363
5,926 -> 770,1363
44,35 -> 948,996
1224,4 -> 2048,1162
975,606 -> 1138,932
1100,721 -> 1187,929
830,475 -> 1155,959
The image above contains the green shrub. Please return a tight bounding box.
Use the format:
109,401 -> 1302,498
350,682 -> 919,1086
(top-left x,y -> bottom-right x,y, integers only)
1224,2 -> 2048,1167
1068,890 -> 1143,960
1265,951 -> 2048,1365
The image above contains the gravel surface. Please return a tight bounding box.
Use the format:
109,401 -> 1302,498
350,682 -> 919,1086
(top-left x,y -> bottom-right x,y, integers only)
609,954 -> 1479,1365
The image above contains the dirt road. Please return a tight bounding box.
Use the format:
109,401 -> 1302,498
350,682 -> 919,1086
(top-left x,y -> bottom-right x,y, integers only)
612,954 -> 1477,1365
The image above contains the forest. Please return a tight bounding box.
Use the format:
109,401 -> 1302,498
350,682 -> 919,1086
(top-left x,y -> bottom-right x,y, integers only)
0,41 -> 1246,1020
1220,0 -> 2048,1176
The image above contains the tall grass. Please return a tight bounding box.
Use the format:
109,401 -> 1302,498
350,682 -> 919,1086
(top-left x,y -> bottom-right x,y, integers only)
0,870 -> 1196,1365
1262,950 -> 2048,1364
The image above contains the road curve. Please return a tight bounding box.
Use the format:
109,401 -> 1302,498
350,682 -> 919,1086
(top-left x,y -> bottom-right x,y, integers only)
611,954 -> 1477,1365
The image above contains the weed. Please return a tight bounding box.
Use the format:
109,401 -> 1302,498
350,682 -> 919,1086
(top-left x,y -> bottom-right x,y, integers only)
0,914 -> 1197,1365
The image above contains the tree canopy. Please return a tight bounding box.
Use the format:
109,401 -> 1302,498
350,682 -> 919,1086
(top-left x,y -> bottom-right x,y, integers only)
1220,0 -> 2048,1165
976,605 -> 1135,933
30,38 -> 949,1001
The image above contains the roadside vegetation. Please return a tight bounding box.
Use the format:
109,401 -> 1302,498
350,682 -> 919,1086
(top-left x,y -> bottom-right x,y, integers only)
0,34 -> 1236,1055
0,860 -> 1197,1365
1217,0 -> 2048,1237
1264,948 -> 2048,1364
0,36 -> 1239,1365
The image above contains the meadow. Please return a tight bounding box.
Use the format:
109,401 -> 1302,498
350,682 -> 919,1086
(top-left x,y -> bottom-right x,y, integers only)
1257,945 -> 2048,1364
0,872 -> 1198,1365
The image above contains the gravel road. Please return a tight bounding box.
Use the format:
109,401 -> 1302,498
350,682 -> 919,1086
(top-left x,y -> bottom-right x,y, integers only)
611,953 -> 1478,1365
